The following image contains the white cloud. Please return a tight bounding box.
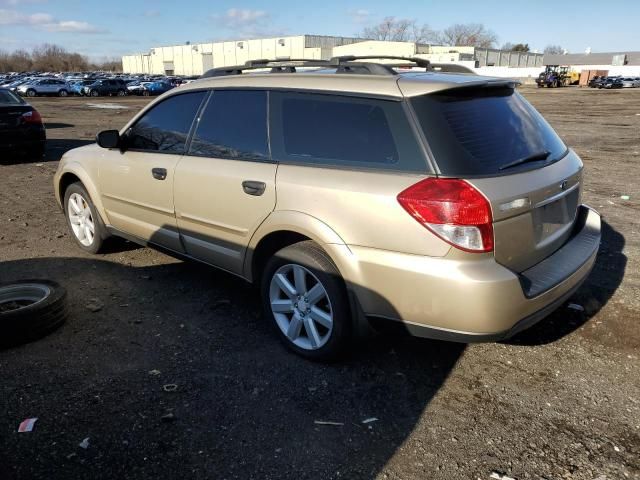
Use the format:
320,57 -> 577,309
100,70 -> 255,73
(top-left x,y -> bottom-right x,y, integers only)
0,0 -> 47,5
223,8 -> 268,27
0,8 -> 106,33
349,9 -> 371,24
43,20 -> 106,33
210,8 -> 286,39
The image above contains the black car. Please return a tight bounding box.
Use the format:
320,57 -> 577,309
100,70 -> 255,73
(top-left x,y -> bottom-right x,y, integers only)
588,75 -> 604,88
598,77 -> 623,89
83,79 -> 127,97
0,88 -> 46,159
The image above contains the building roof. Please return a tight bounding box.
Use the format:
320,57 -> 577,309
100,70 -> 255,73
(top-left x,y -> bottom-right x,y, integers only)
545,51 -> 640,66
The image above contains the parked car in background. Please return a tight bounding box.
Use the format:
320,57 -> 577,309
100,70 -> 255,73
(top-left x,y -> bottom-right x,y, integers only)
17,78 -> 70,97
69,79 -> 96,95
83,79 -> 127,97
0,88 -> 46,159
128,80 -> 174,96
54,57 -> 601,360
588,75 -> 604,88
598,77 -> 623,89
620,77 -> 640,88
4,78 -> 37,92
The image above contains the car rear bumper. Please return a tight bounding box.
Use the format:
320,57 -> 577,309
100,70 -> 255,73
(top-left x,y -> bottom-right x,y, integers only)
345,205 -> 601,341
0,126 -> 46,149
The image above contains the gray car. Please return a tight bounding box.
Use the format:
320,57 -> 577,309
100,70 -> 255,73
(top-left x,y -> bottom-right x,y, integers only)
17,78 -> 70,97
621,77 -> 640,88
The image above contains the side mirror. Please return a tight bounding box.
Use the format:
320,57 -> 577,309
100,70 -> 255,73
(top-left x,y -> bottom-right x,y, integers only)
96,129 -> 120,149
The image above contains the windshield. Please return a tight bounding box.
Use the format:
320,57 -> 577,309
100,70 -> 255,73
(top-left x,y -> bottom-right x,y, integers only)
410,87 -> 567,175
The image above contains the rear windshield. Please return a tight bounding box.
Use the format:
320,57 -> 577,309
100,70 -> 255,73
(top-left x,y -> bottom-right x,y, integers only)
411,87 -> 567,176
0,90 -> 23,104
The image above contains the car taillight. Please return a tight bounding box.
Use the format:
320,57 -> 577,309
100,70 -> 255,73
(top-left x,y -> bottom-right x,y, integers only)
397,178 -> 494,253
21,110 -> 42,124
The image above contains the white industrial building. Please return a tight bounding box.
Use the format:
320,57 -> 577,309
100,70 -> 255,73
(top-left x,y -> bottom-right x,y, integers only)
121,34 -> 544,76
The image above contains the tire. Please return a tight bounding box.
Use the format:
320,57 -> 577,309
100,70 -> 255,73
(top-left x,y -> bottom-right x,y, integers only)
90,90 -> 99,97
0,280 -> 68,349
142,90 -> 150,97
63,182 -> 108,254
261,241 -> 351,361
58,89 -> 68,97
26,89 -> 36,97
117,89 -> 126,96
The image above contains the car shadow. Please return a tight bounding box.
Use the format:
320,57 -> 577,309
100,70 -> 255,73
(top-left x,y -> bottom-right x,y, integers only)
0,256 -> 465,480
504,220 -> 626,346
45,139 -> 93,161
44,122 -> 75,129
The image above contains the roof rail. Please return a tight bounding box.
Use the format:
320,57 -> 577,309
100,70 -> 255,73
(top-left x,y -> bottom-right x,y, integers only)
200,55 -> 477,78
329,55 -> 431,69
201,58 -> 333,78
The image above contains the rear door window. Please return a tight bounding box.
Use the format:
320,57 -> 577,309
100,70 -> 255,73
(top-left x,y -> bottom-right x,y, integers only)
189,90 -> 269,161
127,91 -> 206,153
270,91 -> 427,172
410,87 -> 568,176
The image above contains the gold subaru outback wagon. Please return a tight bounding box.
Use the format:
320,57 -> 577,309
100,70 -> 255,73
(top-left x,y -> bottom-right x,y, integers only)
54,57 -> 601,360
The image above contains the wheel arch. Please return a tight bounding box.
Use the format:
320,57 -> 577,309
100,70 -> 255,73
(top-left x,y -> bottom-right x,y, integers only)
56,165 -> 108,223
244,211 -> 358,286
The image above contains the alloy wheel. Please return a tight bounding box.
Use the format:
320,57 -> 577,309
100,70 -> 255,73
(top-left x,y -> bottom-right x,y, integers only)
67,193 -> 95,246
269,264 -> 333,350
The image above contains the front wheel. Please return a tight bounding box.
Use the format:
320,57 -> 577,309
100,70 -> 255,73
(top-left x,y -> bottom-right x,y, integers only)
261,241 -> 351,361
58,89 -> 68,97
63,183 -> 108,254
26,89 -> 36,97
90,90 -> 99,97
117,89 -> 126,96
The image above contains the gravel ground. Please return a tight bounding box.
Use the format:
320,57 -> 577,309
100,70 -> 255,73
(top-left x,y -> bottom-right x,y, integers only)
0,87 -> 639,480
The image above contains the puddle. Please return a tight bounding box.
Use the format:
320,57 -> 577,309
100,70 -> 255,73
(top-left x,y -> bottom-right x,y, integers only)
85,103 -> 129,110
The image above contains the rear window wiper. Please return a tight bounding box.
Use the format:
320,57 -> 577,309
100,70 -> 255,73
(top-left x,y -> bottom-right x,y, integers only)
499,150 -> 551,171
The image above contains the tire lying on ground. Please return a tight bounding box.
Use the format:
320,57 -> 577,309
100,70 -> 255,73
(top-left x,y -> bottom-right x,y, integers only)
0,280 -> 68,348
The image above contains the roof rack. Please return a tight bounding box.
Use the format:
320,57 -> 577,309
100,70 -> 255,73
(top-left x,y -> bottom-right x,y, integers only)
200,55 -> 476,78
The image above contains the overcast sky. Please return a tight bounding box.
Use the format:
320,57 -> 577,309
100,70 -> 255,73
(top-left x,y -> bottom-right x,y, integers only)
1,0 -> 638,60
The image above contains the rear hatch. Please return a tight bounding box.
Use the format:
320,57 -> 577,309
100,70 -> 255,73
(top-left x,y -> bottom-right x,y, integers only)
408,83 -> 582,272
0,90 -> 32,141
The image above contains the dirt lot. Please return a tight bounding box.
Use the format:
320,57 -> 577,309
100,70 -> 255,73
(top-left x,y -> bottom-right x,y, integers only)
0,87 -> 639,480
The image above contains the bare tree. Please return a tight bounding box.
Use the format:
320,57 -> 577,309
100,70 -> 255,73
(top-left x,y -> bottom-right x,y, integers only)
439,23 -> 498,48
544,44 -> 565,55
501,42 -> 530,52
361,17 -> 439,43
0,49 -> 33,72
0,44 -> 96,72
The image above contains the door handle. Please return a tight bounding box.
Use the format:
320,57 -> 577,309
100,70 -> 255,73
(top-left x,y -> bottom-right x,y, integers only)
242,180 -> 266,196
152,168 -> 167,180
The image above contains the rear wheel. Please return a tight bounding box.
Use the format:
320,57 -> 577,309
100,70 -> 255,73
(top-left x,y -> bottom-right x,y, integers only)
117,89 -> 126,96
142,90 -> 150,96
63,183 -> 108,254
26,89 -> 36,97
58,89 -> 68,97
90,90 -> 99,97
261,241 -> 351,361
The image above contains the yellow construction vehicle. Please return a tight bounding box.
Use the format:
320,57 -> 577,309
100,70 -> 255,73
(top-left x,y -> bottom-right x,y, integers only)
536,65 -> 579,87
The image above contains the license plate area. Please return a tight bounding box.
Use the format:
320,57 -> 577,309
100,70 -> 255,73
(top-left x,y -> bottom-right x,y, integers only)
532,187 -> 579,244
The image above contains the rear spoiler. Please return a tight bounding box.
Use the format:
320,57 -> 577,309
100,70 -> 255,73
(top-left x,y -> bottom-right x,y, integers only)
398,77 -> 521,97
